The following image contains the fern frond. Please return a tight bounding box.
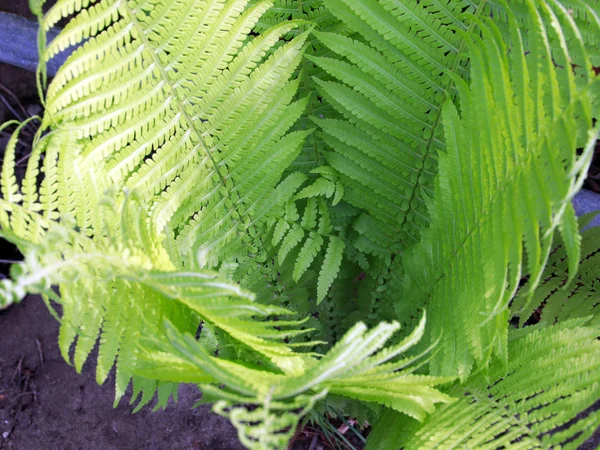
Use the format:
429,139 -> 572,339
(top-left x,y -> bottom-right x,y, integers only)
250,0 -> 345,175
317,235 -> 344,303
140,312 -> 452,447
253,0 -> 338,36
29,0 -> 312,273
486,0 -> 600,66
0,0 -> 323,404
513,218 -> 600,326
0,192 -> 321,403
313,0 -> 478,253
367,320 -> 600,449
0,195 -> 198,407
403,0 -> 600,378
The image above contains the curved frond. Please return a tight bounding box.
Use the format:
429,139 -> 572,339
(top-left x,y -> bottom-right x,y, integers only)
513,219 -> 600,326
367,321 -> 600,450
34,0 -> 311,272
313,0 -> 479,254
1,0 -> 315,409
403,0 -> 600,377
0,194 -> 198,408
139,312 -> 452,448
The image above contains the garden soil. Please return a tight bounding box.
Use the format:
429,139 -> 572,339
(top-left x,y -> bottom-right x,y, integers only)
0,296 -> 246,450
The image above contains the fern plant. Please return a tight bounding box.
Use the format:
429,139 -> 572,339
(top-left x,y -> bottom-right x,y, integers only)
367,318 -> 600,449
1,0 -> 600,448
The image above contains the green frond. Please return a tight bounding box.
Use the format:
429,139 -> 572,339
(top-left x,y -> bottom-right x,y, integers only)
486,0 -> 600,66
0,0 -> 325,412
0,196 -> 198,407
250,0 -> 344,175
402,0 -> 600,378
317,235 -> 344,303
0,192 -> 318,404
313,0 -> 477,252
2,0 -> 600,447
293,231 -> 324,281
367,321 -> 600,449
139,312 -> 451,447
513,220 -> 600,326
0,120 -> 29,207
28,0 -> 313,274
252,0 -> 338,36
278,223 -> 305,265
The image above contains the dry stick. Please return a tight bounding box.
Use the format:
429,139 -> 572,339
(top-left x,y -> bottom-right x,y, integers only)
0,82 -> 29,119
0,93 -> 25,122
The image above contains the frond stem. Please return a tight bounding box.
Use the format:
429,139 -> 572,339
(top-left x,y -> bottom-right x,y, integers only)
396,0 -> 489,237
121,1 -> 251,238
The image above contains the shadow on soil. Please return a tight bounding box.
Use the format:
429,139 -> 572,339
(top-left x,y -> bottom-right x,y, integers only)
0,296 -> 244,450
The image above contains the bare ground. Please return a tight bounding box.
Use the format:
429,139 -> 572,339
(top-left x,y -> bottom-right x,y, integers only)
0,296 -> 245,450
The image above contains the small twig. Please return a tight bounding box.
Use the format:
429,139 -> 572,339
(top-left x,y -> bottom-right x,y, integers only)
42,374 -> 59,385
6,391 -> 35,407
0,81 -> 29,119
15,151 -> 33,166
9,356 -> 23,385
30,380 -> 38,403
35,338 -> 44,368
0,93 -> 24,122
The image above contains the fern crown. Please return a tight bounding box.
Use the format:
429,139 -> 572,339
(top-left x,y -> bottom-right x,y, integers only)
1,0 -> 600,448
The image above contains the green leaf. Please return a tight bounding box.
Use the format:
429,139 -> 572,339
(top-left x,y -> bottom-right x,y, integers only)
368,321 -> 600,449
317,235 -> 344,303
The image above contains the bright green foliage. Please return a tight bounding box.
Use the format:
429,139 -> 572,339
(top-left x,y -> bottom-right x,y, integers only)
403,1 -> 600,378
0,192 -> 259,408
137,312 -> 452,449
486,0 -> 600,66
316,0 -> 600,378
312,0 -> 474,255
0,0 -> 451,444
0,192 -> 452,434
1,0 -> 600,448
253,0 -> 337,35
251,0 -> 343,174
513,222 -> 600,326
0,0 -> 317,408
39,0 -> 312,274
367,320 -> 600,449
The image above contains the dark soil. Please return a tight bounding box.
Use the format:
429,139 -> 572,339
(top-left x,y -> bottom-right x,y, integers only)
0,296 -> 245,450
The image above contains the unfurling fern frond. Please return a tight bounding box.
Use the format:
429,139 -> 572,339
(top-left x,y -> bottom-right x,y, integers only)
512,217 -> 600,326
367,320 -> 600,450
403,1 -> 600,378
137,312 -> 452,449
